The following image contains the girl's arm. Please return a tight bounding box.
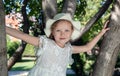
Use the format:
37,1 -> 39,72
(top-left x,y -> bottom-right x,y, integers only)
72,21 -> 110,54
5,16 -> 40,47
6,26 -> 39,47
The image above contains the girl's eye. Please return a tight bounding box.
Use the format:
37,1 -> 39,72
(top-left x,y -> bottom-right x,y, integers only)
65,30 -> 70,32
56,30 -> 60,32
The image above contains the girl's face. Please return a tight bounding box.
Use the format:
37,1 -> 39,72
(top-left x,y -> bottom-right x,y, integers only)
52,21 -> 73,47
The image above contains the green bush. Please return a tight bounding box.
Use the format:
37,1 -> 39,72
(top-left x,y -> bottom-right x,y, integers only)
7,40 -> 20,58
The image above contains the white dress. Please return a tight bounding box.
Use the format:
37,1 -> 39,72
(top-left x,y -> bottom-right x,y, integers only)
28,36 -> 74,76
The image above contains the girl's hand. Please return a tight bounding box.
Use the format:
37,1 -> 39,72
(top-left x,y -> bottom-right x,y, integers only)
86,50 -> 92,55
101,21 -> 110,34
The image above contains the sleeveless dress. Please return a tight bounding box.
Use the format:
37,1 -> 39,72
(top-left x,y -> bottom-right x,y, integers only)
28,36 -> 74,76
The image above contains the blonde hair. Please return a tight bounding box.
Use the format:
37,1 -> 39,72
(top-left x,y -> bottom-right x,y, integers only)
49,19 -> 74,40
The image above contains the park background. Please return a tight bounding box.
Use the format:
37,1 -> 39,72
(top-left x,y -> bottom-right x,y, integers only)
1,0 -> 120,76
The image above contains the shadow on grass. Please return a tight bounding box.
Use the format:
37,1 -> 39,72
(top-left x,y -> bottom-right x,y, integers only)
19,59 -> 35,62
67,74 -> 75,76
11,58 -> 35,71
11,66 -> 31,71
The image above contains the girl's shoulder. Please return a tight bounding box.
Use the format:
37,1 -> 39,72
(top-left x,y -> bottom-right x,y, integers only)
39,35 -> 48,39
39,35 -> 51,41
39,35 -> 54,45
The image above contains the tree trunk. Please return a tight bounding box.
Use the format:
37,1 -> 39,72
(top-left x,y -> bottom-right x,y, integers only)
62,0 -> 77,18
92,0 -> 120,76
0,0 -> 8,76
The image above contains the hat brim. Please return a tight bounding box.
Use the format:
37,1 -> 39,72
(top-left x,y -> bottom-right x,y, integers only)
44,13 -> 83,41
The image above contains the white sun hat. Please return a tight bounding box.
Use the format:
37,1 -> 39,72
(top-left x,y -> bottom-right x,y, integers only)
44,13 -> 83,41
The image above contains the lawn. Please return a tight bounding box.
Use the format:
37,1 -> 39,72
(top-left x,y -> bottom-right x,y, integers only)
11,57 -> 35,71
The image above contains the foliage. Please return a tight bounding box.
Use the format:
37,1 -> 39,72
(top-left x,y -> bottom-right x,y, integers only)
7,36 -> 20,58
28,0 -> 42,17
115,53 -> 120,68
4,0 -> 22,14
75,0 -> 87,20
23,44 -> 35,56
80,0 -> 111,42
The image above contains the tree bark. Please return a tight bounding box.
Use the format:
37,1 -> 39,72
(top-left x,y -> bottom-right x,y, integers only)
92,0 -> 120,76
0,0 -> 8,76
62,0 -> 77,18
42,0 -> 57,22
7,0 -> 30,70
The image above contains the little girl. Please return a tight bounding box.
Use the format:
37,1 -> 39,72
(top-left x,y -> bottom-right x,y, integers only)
6,13 -> 109,76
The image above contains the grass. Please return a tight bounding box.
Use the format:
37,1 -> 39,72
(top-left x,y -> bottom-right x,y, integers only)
23,44 -> 35,56
11,57 -> 35,71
